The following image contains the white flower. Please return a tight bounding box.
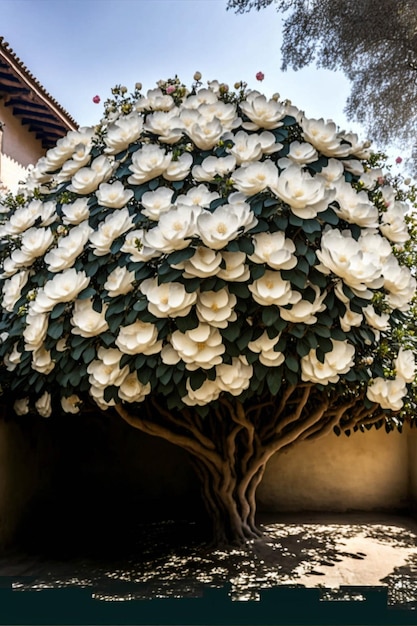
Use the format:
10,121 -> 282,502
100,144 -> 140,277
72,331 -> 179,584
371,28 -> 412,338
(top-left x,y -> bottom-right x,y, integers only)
87,347 -> 129,389
127,144 -> 172,184
226,130 -> 280,164
216,356 -> 253,395
340,306 -> 363,332
32,269 -> 90,313
161,343 -> 181,365
182,378 -> 221,406
359,168 -> 384,190
177,184 -> 220,208
173,246 -> 222,278
318,159 -> 345,186
249,270 -> 301,307
217,251 -> 250,282
14,398 -> 29,415
285,141 -> 318,165
333,179 -> 378,228
395,348 -> 416,383
366,377 -> 407,411
43,127 -> 94,170
140,278 -> 197,318
118,373 -> 151,403
61,198 -> 90,224
2,270 -> 29,312
301,340 -> 355,385
35,391 -> 52,418
143,108 -> 184,144
248,331 -> 285,367
23,310 -> 49,350
95,181 -> 134,209
163,153 -> 193,181
184,117 -> 225,150
89,207 -> 134,256
61,394 -> 81,414
380,201 -> 409,244
249,232 -> 296,270
382,255 -> 416,310
197,201 -> 257,250
192,155 -> 236,181
141,187 -> 174,220
68,155 -> 114,194
271,164 -> 332,218
55,145 -> 92,183
232,160 -> 279,196
116,320 -> 161,355
44,221 -> 93,272
171,323 -> 225,370
70,298 -> 109,337
363,305 -> 389,331
104,113 -> 143,154
279,285 -> 326,324
4,342 -> 22,371
3,200 -> 41,235
11,227 -> 54,268
239,93 -> 286,130
196,288 -> 237,328
121,229 -> 161,262
301,117 -> 350,157
198,101 -> 238,130
104,266 -> 135,297
135,88 -> 174,112
32,347 -> 55,374
143,206 -> 199,253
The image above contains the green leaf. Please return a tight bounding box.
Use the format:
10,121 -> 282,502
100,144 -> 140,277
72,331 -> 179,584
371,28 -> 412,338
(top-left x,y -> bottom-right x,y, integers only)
50,302 -> 67,320
302,219 -> 321,234
189,370 -> 207,391
285,354 -> 299,373
238,237 -> 255,255
175,312 -> 199,333
251,264 -> 266,280
221,323 -> 242,342
82,345 -> 96,364
262,306 -> 280,326
319,207 -> 339,225
47,321 -> 64,340
184,278 -> 201,293
78,287 -> 96,300
266,369 -> 282,395
166,247 -> 195,265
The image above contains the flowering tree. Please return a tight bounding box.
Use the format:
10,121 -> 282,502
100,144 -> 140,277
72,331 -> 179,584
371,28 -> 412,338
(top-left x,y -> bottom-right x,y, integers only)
0,75 -> 416,545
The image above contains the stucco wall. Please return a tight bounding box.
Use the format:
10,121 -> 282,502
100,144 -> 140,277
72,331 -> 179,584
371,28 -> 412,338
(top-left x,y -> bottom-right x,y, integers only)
0,100 -> 45,192
407,426 -> 417,505
258,427 -> 409,512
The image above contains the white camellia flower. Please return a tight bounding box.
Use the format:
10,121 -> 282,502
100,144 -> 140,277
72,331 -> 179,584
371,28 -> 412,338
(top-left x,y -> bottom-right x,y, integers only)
363,305 -> 390,331
171,323 -> 225,370
121,229 -> 161,262
182,378 -> 221,406
68,155 -> 114,194
55,145 -> 92,183
249,232 -> 297,270
366,377 -> 407,411
140,278 -> 197,318
301,340 -> 355,385
380,201 -> 409,244
135,88 -> 174,112
198,101 -> 239,130
104,266 -> 135,297
44,221 -> 93,272
382,256 -> 416,310
182,88 -> 219,109
118,373 -> 152,403
216,356 -> 253,395
300,118 -> 351,157
333,179 -> 379,228
197,201 -> 257,250
225,130 -> 280,164
32,269 -> 90,313
143,108 -> 184,144
172,246 -> 222,279
11,227 -> 54,268
285,141 -> 318,165
61,198 -> 90,225
177,184 -> 220,208
192,155 -> 236,181
239,93 -> 286,130
141,187 -> 174,220
143,205 -> 199,253
163,153 -> 193,181
70,298 -> 109,337
4,342 -> 22,371
217,251 -> 250,282
248,331 -> 285,367
196,288 -> 237,328
87,347 -> 129,390
2,270 -> 29,312
395,348 -> 416,383
14,398 -> 29,415
359,168 -> 384,190
271,163 -> 332,218
89,207 -> 134,256
249,270 -> 301,307
23,310 -> 49,350
279,285 -> 326,324
127,144 -> 172,184
232,160 -> 279,196
61,394 -> 81,414
104,114 -> 143,154
95,181 -> 134,209
340,306 -> 363,332
31,347 -> 55,374
183,117 -> 225,151
35,391 -> 52,418
2,199 -> 42,235
42,127 -> 94,171
161,343 -> 181,365
318,159 -> 345,186
116,320 -> 161,355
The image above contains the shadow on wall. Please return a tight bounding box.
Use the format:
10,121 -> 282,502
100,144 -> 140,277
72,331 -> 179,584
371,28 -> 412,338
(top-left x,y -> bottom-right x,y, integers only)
0,406 -> 203,556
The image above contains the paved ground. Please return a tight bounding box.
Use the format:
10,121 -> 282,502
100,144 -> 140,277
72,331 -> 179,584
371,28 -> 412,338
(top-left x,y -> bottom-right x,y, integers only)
1,512 -> 417,623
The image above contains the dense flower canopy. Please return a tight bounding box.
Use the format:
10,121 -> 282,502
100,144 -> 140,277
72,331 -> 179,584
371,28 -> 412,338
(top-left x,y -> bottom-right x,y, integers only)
0,75 -> 415,419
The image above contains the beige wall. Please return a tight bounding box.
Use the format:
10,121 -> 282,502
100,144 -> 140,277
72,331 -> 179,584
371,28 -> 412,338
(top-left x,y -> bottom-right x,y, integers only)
0,100 -> 45,192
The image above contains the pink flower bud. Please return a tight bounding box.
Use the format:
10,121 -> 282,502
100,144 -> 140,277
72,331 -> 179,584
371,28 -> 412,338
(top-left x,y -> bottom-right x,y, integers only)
92,95 -> 100,104
395,156 -> 403,164
256,71 -> 265,82
166,85 -> 175,94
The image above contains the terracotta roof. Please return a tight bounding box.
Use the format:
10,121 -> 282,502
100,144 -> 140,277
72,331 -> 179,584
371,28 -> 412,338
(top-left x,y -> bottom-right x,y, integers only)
0,37 -> 78,149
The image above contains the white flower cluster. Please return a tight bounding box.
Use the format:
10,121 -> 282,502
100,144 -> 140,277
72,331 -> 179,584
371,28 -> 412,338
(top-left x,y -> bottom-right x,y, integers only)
0,75 -> 415,416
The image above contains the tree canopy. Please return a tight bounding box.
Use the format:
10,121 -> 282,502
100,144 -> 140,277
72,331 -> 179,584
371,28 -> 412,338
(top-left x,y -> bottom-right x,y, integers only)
227,0 -> 417,162
0,75 -> 416,543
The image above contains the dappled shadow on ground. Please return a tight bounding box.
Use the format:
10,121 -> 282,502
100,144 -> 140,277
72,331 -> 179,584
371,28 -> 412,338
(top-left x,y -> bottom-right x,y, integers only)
2,513 -> 417,607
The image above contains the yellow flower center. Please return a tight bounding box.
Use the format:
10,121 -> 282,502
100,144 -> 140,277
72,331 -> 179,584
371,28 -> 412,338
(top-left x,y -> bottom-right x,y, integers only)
197,342 -> 206,350
216,222 -> 227,234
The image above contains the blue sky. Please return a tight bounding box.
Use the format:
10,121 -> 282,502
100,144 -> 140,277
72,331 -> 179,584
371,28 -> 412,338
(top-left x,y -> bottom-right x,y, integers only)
0,0 -> 363,133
